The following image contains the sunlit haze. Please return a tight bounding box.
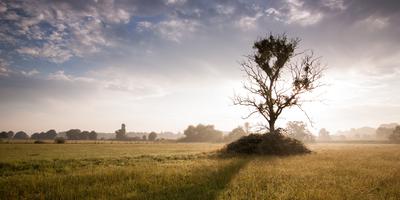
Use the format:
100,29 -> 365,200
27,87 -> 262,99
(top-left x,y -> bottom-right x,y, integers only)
0,0 -> 399,134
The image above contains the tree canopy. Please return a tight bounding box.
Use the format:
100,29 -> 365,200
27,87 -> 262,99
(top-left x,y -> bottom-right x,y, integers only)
13,131 -> 29,139
148,132 -> 157,141
224,126 -> 248,142
318,128 -> 331,141
180,124 -> 223,142
389,126 -> 400,142
66,129 -> 97,140
285,121 -> 314,143
31,129 -> 57,140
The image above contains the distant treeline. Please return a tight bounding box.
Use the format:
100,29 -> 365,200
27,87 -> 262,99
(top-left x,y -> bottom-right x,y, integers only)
1,122 -> 399,143
0,128 -> 164,142
0,129 -> 98,140
327,123 -> 400,142
177,122 -> 400,143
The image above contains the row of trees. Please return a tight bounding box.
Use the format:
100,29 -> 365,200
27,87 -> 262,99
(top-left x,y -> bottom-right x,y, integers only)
65,129 -> 97,140
0,131 -> 30,139
322,123 -> 400,141
288,124 -> 400,142
178,122 -> 332,143
376,123 -> 399,140
31,130 -> 57,140
1,125 -> 160,141
0,131 -> 15,139
3,124 -> 397,143
0,129 -> 98,140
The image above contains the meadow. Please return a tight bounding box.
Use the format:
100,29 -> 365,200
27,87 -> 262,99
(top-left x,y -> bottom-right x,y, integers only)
0,143 -> 399,199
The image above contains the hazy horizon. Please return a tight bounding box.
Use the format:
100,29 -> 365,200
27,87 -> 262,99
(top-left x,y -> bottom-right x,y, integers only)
1,0 -> 399,134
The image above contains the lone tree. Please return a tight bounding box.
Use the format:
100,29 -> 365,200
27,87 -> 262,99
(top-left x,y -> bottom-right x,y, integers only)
234,34 -> 324,133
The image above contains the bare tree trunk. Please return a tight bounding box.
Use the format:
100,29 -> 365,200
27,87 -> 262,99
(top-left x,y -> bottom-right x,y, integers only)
269,120 -> 275,133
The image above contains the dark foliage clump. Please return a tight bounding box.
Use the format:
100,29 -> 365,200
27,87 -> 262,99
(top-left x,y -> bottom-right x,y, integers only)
34,140 -> 46,144
31,130 -> 57,140
148,132 -> 158,141
225,134 -> 264,154
13,131 -> 29,139
389,126 -> 400,143
54,137 -> 65,144
224,131 -> 311,155
65,129 -> 97,140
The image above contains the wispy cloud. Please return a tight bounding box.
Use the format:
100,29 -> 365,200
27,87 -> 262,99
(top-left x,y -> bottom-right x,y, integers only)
21,69 -> 39,77
138,18 -> 199,42
0,58 -> 11,76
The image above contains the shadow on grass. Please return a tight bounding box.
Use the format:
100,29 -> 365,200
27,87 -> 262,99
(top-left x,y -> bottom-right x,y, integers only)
133,157 -> 250,200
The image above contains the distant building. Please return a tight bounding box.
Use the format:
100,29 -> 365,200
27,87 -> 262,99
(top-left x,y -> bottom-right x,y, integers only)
115,123 -> 127,140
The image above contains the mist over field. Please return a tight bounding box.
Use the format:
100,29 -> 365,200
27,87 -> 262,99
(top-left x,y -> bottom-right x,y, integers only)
0,0 -> 400,199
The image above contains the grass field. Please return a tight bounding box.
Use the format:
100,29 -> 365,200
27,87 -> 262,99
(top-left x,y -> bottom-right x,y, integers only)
0,143 -> 399,199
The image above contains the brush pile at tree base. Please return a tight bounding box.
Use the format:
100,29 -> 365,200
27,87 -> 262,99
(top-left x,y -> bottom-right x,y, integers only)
224,130 -> 311,155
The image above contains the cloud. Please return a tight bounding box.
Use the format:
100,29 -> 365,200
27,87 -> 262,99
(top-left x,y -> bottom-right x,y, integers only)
17,44 -> 73,64
236,12 -> 263,31
21,69 -> 39,77
0,67 -> 10,76
265,0 -> 324,26
104,80 -> 167,99
265,8 -> 283,21
1,0 -> 400,133
285,0 -> 324,26
0,2 -> 6,13
322,0 -> 346,10
2,0 -> 355,66
139,18 -> 199,42
0,0 -> 133,64
215,4 -> 235,15
0,58 -> 11,76
356,50 -> 400,77
358,15 -> 390,29
48,70 -> 94,82
137,21 -> 153,32
264,0 -> 351,27
43,68 -> 169,101
47,70 -> 71,81
165,0 -> 187,6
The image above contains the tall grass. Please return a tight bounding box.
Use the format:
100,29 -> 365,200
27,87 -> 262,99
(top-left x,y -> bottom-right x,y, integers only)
0,143 -> 399,199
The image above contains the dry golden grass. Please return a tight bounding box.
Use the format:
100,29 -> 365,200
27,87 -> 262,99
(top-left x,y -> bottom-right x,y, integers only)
0,143 -> 399,199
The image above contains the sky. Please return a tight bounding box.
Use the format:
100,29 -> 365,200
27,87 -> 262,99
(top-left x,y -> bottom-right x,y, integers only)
0,0 -> 399,134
